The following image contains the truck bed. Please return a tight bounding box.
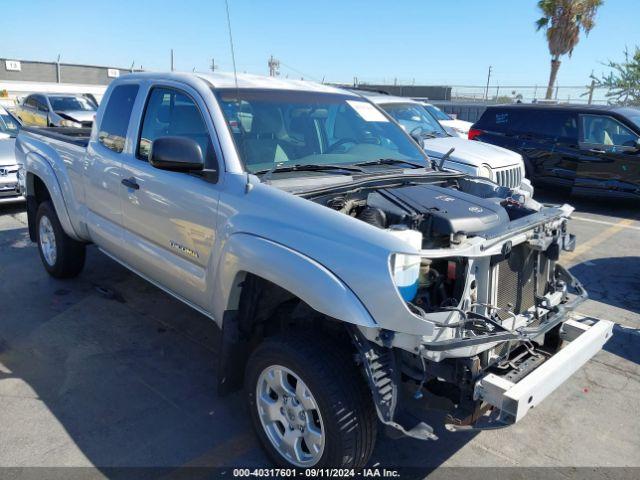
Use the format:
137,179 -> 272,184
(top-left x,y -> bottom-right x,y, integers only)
21,126 -> 91,148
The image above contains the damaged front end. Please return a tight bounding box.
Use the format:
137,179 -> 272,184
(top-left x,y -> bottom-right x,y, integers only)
308,174 -> 612,440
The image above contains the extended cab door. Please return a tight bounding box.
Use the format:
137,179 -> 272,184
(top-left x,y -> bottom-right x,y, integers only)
575,113 -> 640,197
84,83 -> 140,254
119,84 -> 221,313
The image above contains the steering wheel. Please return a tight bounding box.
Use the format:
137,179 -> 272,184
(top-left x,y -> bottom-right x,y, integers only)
327,137 -> 357,153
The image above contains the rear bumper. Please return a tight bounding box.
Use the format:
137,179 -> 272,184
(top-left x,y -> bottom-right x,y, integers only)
473,315 -> 613,424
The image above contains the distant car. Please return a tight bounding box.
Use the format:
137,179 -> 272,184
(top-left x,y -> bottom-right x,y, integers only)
0,106 -> 24,204
418,102 -> 473,137
365,94 -> 529,191
469,104 -> 640,198
15,93 -> 97,128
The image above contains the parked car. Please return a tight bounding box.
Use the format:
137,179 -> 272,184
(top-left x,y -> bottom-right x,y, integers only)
418,101 -> 473,137
365,94 -> 530,191
16,72 -> 612,468
15,93 -> 97,128
0,106 -> 24,204
469,104 -> 640,198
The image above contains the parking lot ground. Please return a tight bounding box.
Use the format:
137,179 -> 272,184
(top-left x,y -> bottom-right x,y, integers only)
0,189 -> 638,476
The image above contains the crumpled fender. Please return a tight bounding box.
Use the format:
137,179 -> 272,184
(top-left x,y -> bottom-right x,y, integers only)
211,232 -> 377,328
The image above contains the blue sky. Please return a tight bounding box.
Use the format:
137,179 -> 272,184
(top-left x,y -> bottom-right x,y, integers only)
3,0 -> 637,87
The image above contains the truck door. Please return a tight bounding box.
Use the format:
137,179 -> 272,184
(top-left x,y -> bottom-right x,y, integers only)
84,84 -> 140,255
33,95 -> 50,126
119,85 -> 220,313
19,96 -> 36,125
576,114 -> 640,196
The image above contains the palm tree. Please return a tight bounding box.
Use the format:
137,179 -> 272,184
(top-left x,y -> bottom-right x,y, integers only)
536,0 -> 603,99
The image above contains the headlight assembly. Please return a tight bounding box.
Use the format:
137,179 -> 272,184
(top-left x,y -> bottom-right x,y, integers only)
478,164 -> 493,180
59,119 -> 82,128
390,253 -> 421,302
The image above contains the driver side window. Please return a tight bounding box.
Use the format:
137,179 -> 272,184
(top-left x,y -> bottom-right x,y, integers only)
580,114 -> 638,147
137,87 -> 214,166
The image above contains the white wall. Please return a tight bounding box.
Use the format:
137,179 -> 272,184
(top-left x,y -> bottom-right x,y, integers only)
0,80 -> 108,108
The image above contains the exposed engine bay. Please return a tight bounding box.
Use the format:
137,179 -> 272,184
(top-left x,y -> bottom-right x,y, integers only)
307,175 -> 569,318
305,174 -> 586,436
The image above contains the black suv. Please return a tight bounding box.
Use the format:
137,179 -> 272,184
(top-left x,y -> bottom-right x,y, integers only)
469,104 -> 640,198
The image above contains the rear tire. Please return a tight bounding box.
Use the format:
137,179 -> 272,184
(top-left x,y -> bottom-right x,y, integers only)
246,332 -> 377,468
36,201 -> 85,278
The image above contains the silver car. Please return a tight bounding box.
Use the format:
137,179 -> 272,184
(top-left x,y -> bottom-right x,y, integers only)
15,93 -> 96,128
0,106 -> 23,203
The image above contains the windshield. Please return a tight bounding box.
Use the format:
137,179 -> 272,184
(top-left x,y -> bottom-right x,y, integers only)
214,89 -> 429,174
379,103 -> 447,137
627,113 -> 640,130
0,109 -> 19,136
423,104 -> 451,122
49,96 -> 96,112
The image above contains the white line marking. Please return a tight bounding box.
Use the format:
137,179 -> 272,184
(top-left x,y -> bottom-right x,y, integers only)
572,216 -> 640,231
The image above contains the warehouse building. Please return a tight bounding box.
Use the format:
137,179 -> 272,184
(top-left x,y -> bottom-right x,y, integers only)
0,58 -> 140,105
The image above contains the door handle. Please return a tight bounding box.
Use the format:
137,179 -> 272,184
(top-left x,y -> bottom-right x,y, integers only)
121,177 -> 140,190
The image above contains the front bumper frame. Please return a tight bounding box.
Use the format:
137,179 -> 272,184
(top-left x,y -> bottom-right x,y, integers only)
448,314 -> 613,431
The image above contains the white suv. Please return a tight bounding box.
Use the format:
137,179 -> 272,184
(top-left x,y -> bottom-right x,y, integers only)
365,93 -> 531,192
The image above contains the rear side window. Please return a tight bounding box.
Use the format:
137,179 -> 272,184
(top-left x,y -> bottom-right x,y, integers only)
476,109 -> 518,133
510,110 -> 578,141
98,84 -> 139,153
137,87 -> 214,165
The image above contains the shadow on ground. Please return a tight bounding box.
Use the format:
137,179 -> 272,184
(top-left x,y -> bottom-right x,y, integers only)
533,187 -> 640,221
569,257 -> 640,316
0,223 -> 475,474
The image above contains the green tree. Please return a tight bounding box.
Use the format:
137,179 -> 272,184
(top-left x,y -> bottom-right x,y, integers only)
536,0 -> 603,99
592,47 -> 640,106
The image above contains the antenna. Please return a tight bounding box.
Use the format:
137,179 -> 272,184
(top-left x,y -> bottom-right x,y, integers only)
224,0 -> 239,91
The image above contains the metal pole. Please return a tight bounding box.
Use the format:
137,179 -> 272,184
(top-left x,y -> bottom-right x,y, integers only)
56,54 -> 61,83
171,49 -> 174,71
484,66 -> 492,100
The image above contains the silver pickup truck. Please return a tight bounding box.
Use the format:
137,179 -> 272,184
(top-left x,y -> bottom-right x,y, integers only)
16,72 -> 613,468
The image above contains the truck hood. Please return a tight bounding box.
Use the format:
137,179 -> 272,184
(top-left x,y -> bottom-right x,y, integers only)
55,110 -> 95,123
439,119 -> 473,134
422,136 -> 522,169
0,138 -> 17,166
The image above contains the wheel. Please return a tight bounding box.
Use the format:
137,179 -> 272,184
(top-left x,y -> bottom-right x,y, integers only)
246,332 -> 377,468
36,201 -> 85,278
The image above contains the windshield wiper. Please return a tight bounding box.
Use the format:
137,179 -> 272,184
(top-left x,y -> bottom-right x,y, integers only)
255,163 -> 365,180
354,158 -> 427,169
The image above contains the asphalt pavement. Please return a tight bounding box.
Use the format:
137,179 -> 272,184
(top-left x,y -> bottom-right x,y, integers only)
0,188 -> 638,476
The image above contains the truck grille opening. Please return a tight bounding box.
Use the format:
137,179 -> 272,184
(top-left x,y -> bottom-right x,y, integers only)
492,245 -> 549,321
495,166 -> 522,189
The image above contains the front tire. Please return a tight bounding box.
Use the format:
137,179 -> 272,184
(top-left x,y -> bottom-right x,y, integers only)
36,201 -> 85,278
246,332 -> 377,468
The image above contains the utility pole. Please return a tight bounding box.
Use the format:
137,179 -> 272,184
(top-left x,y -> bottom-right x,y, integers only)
587,76 -> 595,105
170,49 -> 174,72
268,55 -> 280,77
484,66 -> 492,101
56,54 -> 61,83
210,58 -> 218,72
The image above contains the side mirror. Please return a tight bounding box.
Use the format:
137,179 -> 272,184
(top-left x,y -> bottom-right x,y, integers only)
149,136 -> 204,172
